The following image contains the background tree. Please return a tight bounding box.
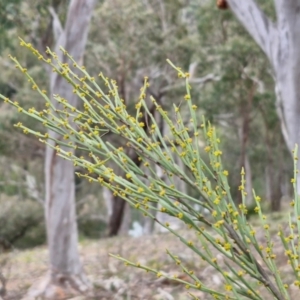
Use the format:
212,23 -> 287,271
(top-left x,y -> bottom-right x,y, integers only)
182,0 -> 290,210
1,1 -> 299,297
40,0 -> 95,297
0,0 -> 294,250
225,0 -> 300,191
88,0 -> 200,235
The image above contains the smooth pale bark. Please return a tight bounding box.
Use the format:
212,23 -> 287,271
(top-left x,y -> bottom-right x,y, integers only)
103,186 -> 113,224
227,0 -> 300,191
119,202 -> 132,235
42,0 -> 95,296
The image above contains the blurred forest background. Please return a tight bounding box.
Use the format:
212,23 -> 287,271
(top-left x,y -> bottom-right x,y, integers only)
0,0 -> 292,251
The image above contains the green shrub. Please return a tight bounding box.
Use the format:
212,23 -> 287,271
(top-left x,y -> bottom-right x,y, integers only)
0,193 -> 107,249
2,39 -> 300,299
0,195 -> 45,249
78,217 -> 106,239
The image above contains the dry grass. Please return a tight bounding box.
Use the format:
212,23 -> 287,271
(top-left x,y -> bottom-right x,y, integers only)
0,211 -> 299,300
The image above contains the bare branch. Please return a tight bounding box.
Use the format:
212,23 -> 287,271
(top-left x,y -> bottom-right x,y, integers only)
274,0 -> 300,67
157,0 -> 167,34
48,6 -> 63,42
57,0 -> 95,59
0,272 -> 6,297
227,0 -> 278,65
50,0 -> 96,93
160,73 -> 220,93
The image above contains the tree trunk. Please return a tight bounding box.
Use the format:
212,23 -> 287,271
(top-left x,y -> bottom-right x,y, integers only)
119,202 -> 132,235
244,155 -> 253,206
227,0 -> 300,192
265,129 -> 282,211
105,96 -> 164,236
106,147 -> 142,236
103,187 -> 130,236
153,115 -> 185,233
237,121 -> 253,206
107,193 -> 127,236
237,84 -> 254,205
27,1 -> 96,298
265,163 -> 282,212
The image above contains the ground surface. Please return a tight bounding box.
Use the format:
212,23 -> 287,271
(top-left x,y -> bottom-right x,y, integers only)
0,212 -> 299,300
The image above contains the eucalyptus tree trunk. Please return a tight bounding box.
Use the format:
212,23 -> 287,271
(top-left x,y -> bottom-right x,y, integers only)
236,84 -> 254,205
29,0 -> 95,297
227,0 -> 300,191
105,148 -> 142,236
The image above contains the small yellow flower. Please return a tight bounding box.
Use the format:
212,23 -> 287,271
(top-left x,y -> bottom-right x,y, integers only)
212,210 -> 217,217
177,212 -> 183,219
159,189 -> 166,196
184,94 -> 190,100
223,170 -> 229,176
204,146 -> 211,152
213,198 -> 220,205
214,150 -> 222,157
214,162 -> 220,168
294,280 -> 300,287
224,243 -> 231,251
